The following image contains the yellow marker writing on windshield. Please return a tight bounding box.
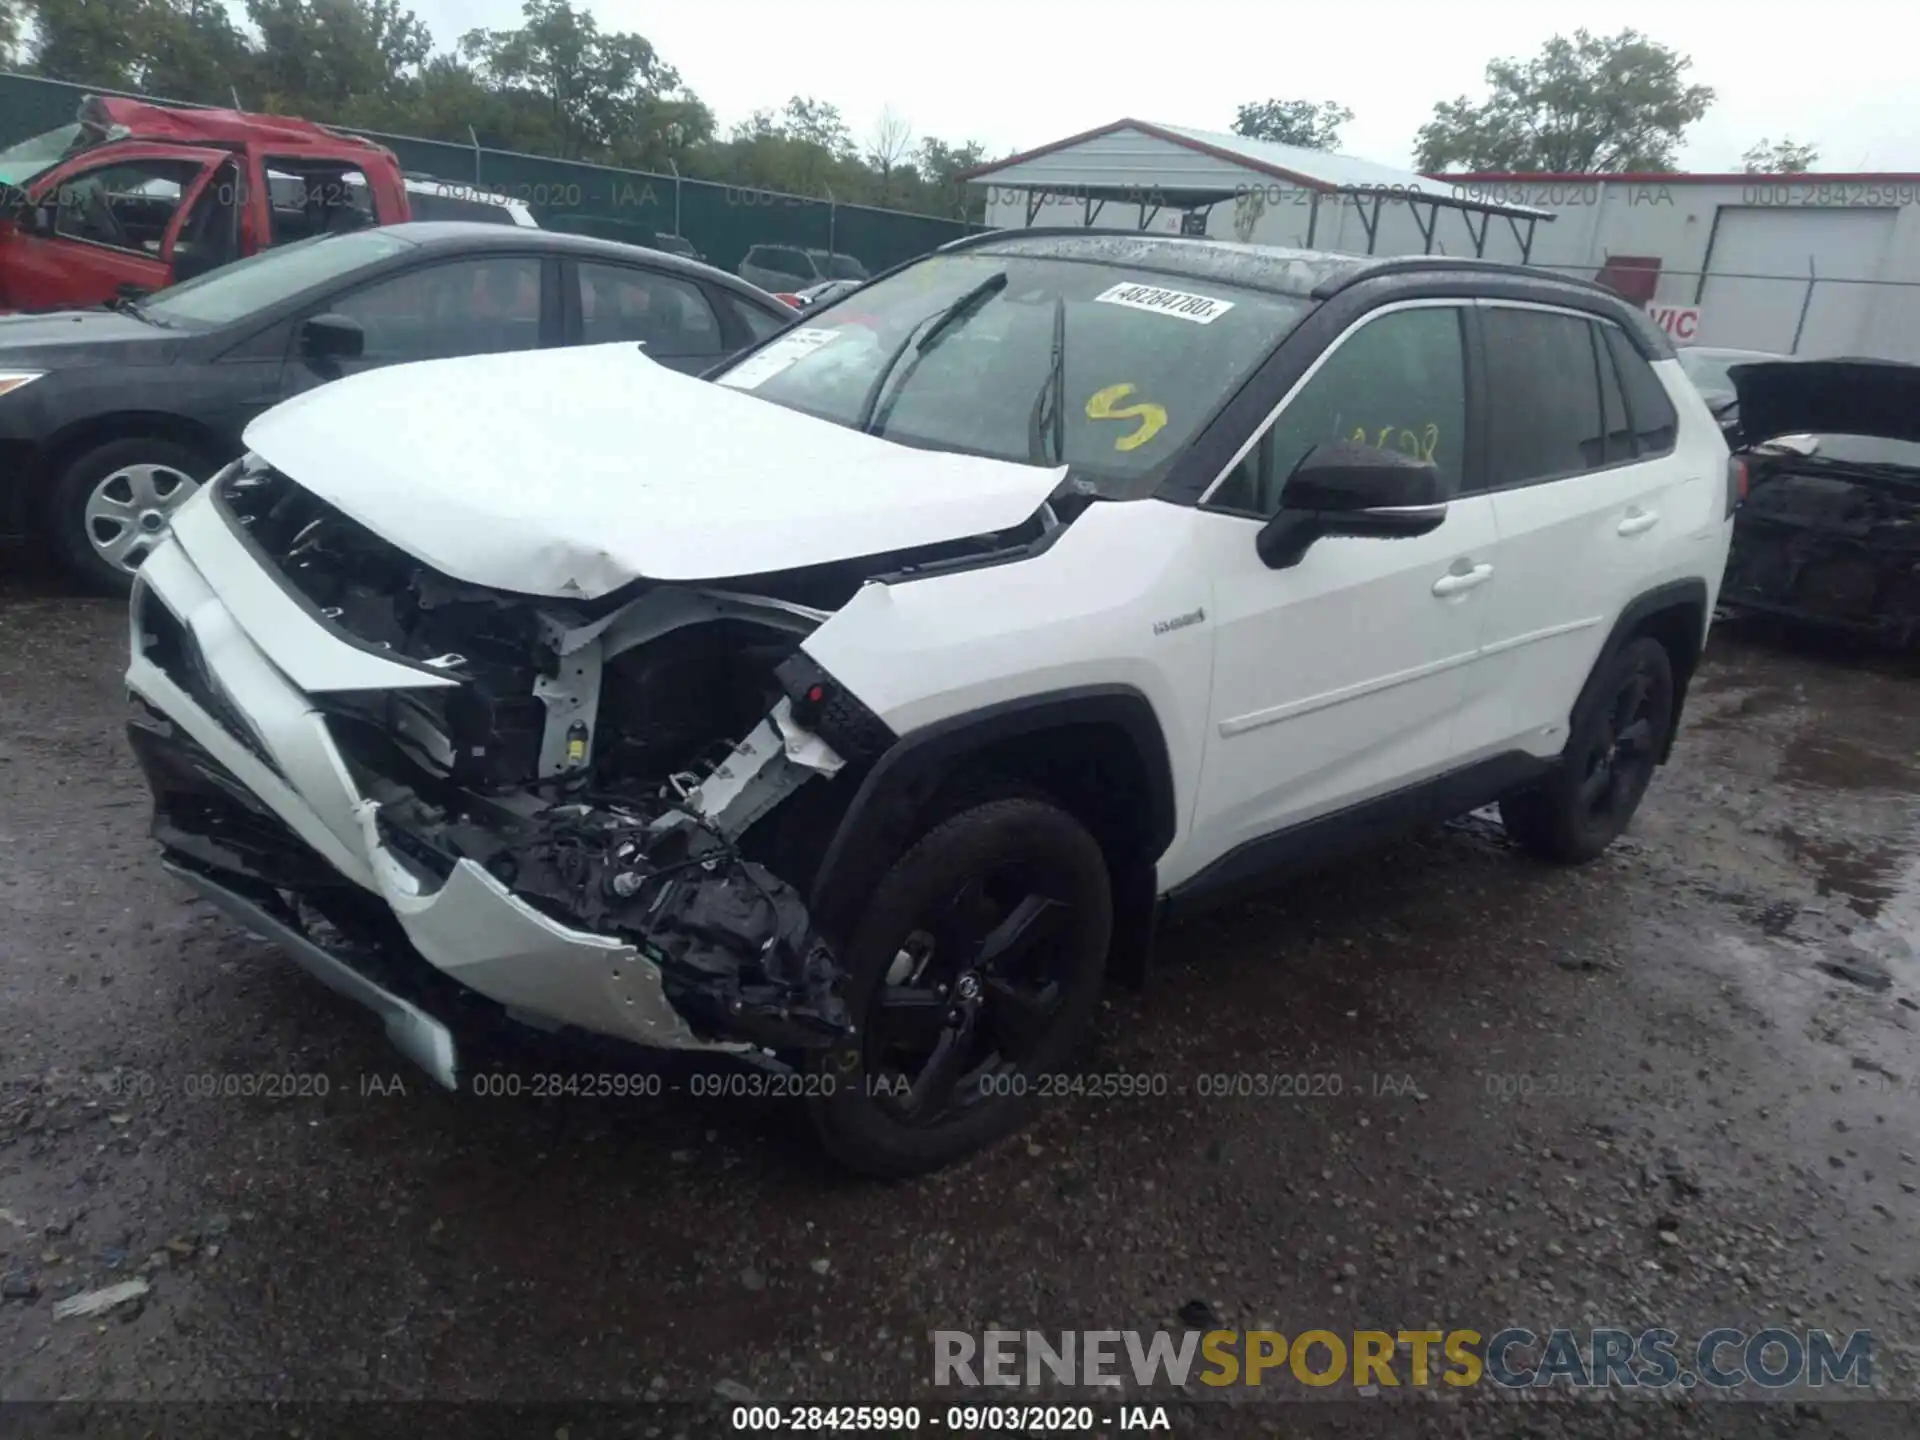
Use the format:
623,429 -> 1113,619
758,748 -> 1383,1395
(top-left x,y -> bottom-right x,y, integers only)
1086,383 -> 1169,452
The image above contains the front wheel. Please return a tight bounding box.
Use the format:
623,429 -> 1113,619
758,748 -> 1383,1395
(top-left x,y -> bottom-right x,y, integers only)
49,437 -> 210,594
806,796 -> 1112,1178
1500,635 -> 1676,864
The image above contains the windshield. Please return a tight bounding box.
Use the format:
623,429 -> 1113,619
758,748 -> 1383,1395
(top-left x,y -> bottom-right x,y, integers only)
143,228 -> 416,327
714,252 -> 1313,499
0,122 -> 85,188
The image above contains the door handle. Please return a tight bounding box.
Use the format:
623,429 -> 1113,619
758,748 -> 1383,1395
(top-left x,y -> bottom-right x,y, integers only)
1432,562 -> 1494,597
1617,507 -> 1660,536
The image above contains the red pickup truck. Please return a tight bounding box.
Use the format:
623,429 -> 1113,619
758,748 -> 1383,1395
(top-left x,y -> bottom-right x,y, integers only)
0,94 -> 410,312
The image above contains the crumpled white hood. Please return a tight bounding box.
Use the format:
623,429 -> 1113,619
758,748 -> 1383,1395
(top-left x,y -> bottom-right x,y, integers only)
243,342 -> 1067,599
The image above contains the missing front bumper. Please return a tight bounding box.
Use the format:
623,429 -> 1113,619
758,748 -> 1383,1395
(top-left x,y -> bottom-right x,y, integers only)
163,859 -> 461,1089
130,696 -> 847,1069
127,523 -> 853,1067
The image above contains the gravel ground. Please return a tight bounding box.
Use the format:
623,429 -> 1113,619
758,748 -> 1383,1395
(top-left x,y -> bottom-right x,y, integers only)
3,556 -> 1919,1438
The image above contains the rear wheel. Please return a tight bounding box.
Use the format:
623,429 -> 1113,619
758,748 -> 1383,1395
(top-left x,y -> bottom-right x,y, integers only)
1500,636 -> 1675,864
49,437 -> 209,594
805,795 -> 1112,1178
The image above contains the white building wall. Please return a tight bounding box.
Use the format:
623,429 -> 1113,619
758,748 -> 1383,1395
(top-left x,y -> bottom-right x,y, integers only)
980,174 -> 1920,362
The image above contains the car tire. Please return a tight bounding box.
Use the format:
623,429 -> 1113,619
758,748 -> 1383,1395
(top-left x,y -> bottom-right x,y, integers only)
49,437 -> 210,595
1500,635 -> 1676,864
805,795 -> 1112,1178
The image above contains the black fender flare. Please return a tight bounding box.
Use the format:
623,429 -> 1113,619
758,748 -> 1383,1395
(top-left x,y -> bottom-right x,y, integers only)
1579,578 -> 1710,764
807,684 -> 1177,938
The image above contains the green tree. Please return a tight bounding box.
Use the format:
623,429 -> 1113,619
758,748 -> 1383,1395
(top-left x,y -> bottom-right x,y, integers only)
914,136 -> 987,219
459,0 -> 694,161
702,96 -> 864,198
0,1 -> 24,64
26,0 -> 156,87
244,0 -> 432,112
1741,136 -> 1819,173
864,105 -> 913,205
145,0 -> 258,104
13,0 -> 980,223
1231,98 -> 1353,151
1415,29 -> 1713,172
779,95 -> 852,157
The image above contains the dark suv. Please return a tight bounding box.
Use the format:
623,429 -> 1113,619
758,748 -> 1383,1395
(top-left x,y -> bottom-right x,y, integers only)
738,243 -> 867,293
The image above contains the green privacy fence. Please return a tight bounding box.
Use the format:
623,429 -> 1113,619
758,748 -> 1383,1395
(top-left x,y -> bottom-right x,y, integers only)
0,70 -> 988,276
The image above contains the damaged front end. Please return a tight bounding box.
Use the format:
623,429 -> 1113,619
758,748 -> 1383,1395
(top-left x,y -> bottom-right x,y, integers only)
133,457 -> 941,1076
1723,358 -> 1920,643
1722,460 -> 1920,642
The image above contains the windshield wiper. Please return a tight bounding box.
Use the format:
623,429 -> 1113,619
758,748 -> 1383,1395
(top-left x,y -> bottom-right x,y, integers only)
103,290 -> 165,325
1027,294 -> 1067,466
855,270 -> 1007,435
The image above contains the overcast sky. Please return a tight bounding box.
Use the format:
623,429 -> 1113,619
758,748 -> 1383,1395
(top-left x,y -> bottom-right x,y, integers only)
403,0 -> 1917,175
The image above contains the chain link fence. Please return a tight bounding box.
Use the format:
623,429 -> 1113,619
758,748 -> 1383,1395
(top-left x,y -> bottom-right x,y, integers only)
1527,258 -> 1920,360
0,71 -> 988,277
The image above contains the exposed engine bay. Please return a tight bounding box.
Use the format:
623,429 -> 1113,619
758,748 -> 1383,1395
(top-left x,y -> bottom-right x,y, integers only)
1724,456 -> 1920,644
201,462 -> 1035,1052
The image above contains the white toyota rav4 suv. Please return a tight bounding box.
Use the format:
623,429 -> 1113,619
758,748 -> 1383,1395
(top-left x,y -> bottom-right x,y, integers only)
125,232 -> 1736,1175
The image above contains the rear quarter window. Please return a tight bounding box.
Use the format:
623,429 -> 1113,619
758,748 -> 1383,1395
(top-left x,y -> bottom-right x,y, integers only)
718,289 -> 790,342
1604,325 -> 1679,456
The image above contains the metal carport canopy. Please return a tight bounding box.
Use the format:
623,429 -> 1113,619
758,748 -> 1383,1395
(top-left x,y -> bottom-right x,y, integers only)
960,118 -> 1555,260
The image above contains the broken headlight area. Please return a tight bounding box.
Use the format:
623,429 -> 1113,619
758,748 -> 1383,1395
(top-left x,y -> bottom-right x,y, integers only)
216,463 -> 893,1051
368,791 -> 852,1051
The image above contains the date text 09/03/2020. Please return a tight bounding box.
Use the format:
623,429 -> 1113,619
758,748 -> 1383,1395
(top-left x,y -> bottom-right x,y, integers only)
728,1405 -> 1173,1431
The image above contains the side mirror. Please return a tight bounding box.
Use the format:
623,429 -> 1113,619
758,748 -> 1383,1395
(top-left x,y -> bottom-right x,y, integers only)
301,313 -> 365,362
1256,442 -> 1449,570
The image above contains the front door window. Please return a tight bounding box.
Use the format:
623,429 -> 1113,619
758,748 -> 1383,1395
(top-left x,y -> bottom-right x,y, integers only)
53,158 -> 207,256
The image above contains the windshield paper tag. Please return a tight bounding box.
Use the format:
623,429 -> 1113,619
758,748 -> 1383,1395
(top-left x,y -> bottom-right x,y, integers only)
715,328 -> 841,389
1094,282 -> 1234,325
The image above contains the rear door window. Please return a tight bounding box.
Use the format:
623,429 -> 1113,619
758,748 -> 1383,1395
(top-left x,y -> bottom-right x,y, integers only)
714,288 -> 790,343
326,255 -> 543,363
266,164 -> 376,245
578,262 -> 723,357
1481,306 -> 1607,485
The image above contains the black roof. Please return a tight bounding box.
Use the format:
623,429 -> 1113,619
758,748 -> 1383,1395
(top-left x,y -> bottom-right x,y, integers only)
386,221 -> 779,303
938,227 -> 1668,354
946,228 -> 1617,299
949,230 -> 1367,298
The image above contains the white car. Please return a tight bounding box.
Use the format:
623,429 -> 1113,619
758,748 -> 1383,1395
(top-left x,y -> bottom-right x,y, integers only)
124,232 -> 1736,1175
398,177 -> 537,229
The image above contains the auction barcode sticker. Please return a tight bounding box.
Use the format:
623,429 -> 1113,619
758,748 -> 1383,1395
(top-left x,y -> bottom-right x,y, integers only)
1094,282 -> 1235,324
715,328 -> 842,389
